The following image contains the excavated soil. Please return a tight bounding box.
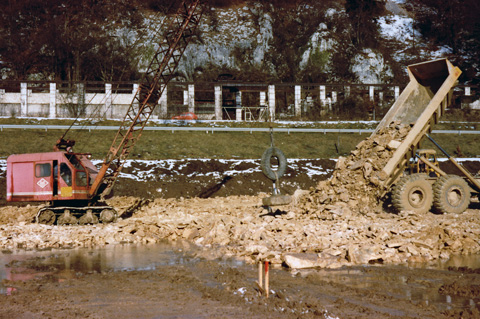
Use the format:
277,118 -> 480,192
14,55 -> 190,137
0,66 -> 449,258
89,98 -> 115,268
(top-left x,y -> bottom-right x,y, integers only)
2,156 -> 480,318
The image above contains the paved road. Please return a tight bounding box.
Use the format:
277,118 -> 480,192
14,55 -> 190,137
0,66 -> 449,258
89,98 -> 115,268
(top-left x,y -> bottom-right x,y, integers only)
0,124 -> 479,135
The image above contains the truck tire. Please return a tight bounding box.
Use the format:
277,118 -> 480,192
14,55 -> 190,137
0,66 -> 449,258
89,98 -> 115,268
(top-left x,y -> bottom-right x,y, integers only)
261,147 -> 287,181
392,174 -> 433,214
432,175 -> 470,214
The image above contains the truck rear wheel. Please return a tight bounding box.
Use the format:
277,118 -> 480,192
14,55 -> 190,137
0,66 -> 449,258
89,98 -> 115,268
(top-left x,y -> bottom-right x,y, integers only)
392,174 -> 433,214
432,175 -> 470,214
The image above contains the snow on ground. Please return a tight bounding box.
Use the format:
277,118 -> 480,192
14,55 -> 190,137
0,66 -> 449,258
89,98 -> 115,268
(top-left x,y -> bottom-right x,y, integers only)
4,158 -> 480,180
0,159 -> 334,182
115,158 -> 332,181
379,15 -> 420,42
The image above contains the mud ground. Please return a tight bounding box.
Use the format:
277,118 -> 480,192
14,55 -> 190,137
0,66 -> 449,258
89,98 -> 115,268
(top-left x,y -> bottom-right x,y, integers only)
2,243 -> 480,319
1,159 -> 480,318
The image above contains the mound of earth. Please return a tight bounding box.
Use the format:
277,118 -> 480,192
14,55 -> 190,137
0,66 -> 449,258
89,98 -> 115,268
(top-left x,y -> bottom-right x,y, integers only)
299,121 -> 411,214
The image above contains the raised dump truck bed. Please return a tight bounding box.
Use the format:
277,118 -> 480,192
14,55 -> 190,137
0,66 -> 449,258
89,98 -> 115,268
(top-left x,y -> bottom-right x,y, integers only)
373,58 -> 462,191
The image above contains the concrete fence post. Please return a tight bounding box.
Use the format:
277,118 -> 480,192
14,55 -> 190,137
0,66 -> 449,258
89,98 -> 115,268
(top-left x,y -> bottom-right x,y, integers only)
294,85 -> 301,117
268,85 -> 275,121
105,83 -> 112,119
394,86 -> 400,100
235,90 -> 242,121
157,84 -> 168,119
188,84 -> 195,113
332,91 -> 337,104
369,86 -> 375,101
21,82 -> 27,116
159,84 -> 168,118
77,82 -> 85,107
132,83 -> 139,109
260,91 -> 266,106
465,87 -> 471,96
183,90 -> 188,106
214,85 -> 222,120
49,83 -> 56,119
320,85 -> 326,106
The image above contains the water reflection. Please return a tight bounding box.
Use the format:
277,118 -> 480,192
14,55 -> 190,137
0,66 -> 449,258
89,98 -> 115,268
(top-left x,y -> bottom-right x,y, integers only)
291,254 -> 480,313
2,244 -> 480,313
0,240 -> 199,295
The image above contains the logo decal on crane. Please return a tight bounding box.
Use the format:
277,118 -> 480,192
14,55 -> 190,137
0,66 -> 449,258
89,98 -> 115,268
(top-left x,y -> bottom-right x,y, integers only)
37,178 -> 49,189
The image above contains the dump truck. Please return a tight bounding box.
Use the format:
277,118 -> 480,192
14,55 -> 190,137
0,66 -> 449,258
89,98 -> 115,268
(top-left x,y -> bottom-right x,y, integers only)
371,58 -> 480,214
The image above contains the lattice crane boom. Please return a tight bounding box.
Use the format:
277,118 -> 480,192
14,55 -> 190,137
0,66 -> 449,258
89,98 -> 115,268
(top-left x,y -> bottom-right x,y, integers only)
89,0 -> 205,199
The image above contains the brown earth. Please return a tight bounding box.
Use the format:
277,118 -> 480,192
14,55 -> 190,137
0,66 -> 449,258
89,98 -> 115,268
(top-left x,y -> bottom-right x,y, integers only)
2,158 -> 480,318
2,252 -> 480,319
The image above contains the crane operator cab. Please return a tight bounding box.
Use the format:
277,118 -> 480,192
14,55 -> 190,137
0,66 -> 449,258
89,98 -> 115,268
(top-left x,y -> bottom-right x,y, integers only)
6,151 -> 98,204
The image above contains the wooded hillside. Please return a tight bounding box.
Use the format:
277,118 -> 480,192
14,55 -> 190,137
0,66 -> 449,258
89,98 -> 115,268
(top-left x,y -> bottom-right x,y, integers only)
0,0 -> 478,84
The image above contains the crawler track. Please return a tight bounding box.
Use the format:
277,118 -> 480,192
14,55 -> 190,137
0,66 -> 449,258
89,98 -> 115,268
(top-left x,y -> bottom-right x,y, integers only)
36,206 -> 117,225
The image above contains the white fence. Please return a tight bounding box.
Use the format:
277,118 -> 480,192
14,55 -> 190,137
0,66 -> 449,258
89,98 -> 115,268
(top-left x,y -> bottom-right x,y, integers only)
0,81 -> 477,121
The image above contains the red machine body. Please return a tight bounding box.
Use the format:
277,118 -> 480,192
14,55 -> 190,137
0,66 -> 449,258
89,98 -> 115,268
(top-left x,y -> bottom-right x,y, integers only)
6,152 -> 98,203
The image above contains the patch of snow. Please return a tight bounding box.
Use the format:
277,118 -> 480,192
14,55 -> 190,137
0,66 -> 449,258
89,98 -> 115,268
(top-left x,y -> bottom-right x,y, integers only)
234,287 -> 247,295
379,15 -> 420,42
470,99 -> 480,110
431,45 -> 453,58
325,8 -> 337,17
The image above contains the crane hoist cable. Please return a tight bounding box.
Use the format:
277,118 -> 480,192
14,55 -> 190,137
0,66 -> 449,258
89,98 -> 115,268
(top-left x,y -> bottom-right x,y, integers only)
55,90 -> 110,152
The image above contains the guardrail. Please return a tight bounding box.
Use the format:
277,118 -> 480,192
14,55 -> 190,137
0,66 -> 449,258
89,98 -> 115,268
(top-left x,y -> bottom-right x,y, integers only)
1,124 -> 479,135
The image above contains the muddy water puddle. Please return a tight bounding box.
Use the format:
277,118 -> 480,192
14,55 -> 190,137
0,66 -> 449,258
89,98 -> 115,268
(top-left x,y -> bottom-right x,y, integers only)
2,243 -> 480,315
0,241 -> 198,292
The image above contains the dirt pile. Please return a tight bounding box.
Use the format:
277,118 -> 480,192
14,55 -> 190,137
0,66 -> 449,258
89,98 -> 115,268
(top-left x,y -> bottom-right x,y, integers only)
2,195 -> 480,268
300,121 -> 410,214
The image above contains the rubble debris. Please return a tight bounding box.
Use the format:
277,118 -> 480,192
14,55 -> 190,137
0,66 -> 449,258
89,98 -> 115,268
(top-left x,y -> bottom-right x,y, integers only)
299,121 -> 411,214
1,192 -> 480,268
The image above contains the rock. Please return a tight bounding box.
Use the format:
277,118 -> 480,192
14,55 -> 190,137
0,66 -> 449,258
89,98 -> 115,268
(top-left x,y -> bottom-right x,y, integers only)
283,253 -> 343,269
406,244 -> 419,256
387,140 -> 402,150
182,228 -> 199,239
363,162 -> 373,178
346,245 -> 382,264
461,237 -> 479,254
348,160 -> 365,171
245,244 -> 269,254
335,157 -> 347,170
292,189 -> 309,205
386,241 -> 404,248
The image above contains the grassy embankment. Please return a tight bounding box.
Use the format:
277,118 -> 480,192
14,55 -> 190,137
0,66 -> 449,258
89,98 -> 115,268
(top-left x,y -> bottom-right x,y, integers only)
0,128 -> 479,160
0,116 -> 479,159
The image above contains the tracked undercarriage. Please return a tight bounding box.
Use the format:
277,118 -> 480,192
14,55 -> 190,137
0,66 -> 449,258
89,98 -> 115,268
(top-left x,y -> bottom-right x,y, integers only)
36,206 -> 117,225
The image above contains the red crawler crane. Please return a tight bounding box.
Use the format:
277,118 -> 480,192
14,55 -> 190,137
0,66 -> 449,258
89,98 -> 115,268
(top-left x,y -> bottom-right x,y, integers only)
6,0 -> 206,225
